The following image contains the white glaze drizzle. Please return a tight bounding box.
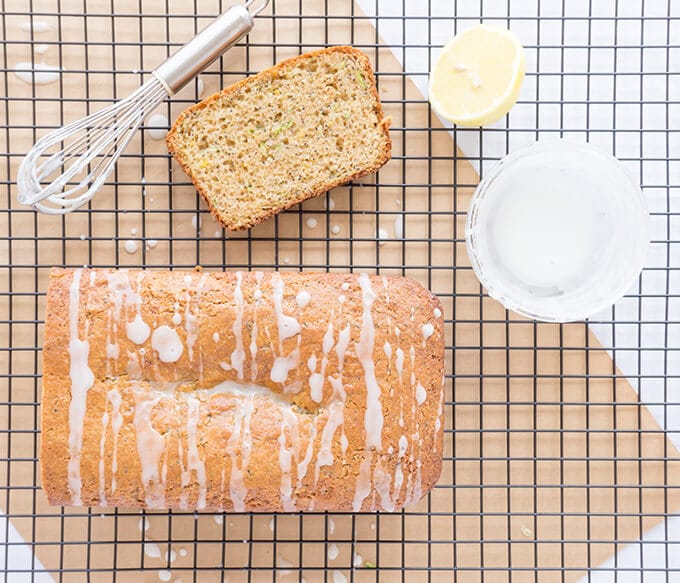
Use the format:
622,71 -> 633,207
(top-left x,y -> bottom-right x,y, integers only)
250,272 -> 263,381
434,308 -> 442,318
383,341 -> 392,360
226,394 -> 255,511
67,269 -> 95,505
183,273 -> 207,367
270,274 -> 302,387
271,338 -> 301,386
356,274 -> 383,451
272,274 -> 301,341
98,397 -> 109,506
172,302 -> 181,325
309,319 -> 334,403
415,383 -> 427,405
185,395 -> 207,509
108,389 -> 122,493
278,407 -> 299,511
132,384 -> 166,508
434,384 -> 444,442
127,312 -> 150,345
296,421 -> 317,490
352,451 -> 373,512
422,323 -> 434,341
373,457 -> 395,512
231,272 -> 245,379
395,348 -> 404,382
314,401 -> 345,484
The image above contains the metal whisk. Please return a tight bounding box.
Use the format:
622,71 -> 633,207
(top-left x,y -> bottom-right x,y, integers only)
17,0 -> 269,214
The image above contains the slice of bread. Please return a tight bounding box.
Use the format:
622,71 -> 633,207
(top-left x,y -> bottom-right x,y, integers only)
166,46 -> 392,231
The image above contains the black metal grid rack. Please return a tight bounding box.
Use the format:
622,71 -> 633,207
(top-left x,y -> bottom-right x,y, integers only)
1,0 -> 679,581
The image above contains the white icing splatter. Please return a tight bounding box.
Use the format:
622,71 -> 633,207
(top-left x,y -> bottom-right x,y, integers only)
333,571 -> 347,583
324,196 -> 335,210
394,215 -> 404,239
434,307 -> 442,318
14,62 -> 60,85
165,549 -> 176,563
328,543 -> 339,561
191,214 -> 201,231
353,553 -> 363,568
213,332 -> 219,342
151,326 -> 183,363
377,228 -> 388,246
158,570 -> 171,582
144,542 -> 161,558
331,225 -> 341,235
422,323 -> 434,340
213,515 -> 223,525
146,113 -> 169,140
197,77 -> 205,98
138,517 -> 150,532
305,217 -> 318,229
329,518 -> 335,534
19,21 -> 51,32
295,290 -> 311,308
178,548 -> 188,558
341,282 -> 349,291
124,240 -> 138,254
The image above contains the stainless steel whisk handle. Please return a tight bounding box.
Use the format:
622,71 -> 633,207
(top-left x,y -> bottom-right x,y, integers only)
153,2 -> 261,95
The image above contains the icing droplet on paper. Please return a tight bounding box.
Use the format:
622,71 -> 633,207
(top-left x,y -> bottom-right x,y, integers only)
146,113 -> 169,140
14,62 -> 60,85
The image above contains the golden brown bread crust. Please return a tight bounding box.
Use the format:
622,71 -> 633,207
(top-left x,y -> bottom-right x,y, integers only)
166,46 -> 392,231
41,269 -> 444,512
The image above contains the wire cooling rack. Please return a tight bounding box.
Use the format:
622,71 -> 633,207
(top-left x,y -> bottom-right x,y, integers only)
2,0 -> 680,581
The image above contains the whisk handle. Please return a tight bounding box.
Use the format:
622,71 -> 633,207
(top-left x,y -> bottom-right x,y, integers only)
153,5 -> 254,95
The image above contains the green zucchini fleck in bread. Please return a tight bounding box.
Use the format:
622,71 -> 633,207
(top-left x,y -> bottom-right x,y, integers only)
166,46 -> 392,231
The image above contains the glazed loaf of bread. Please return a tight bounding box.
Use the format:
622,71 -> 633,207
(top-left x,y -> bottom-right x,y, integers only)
41,269 -> 445,512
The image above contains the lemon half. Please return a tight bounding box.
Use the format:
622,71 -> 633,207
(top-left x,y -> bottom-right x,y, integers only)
429,24 -> 526,127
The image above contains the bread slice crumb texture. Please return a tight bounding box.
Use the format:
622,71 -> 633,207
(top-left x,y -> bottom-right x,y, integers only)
167,46 -> 392,230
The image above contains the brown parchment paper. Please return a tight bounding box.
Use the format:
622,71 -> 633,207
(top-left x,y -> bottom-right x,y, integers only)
1,1 -> 679,581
